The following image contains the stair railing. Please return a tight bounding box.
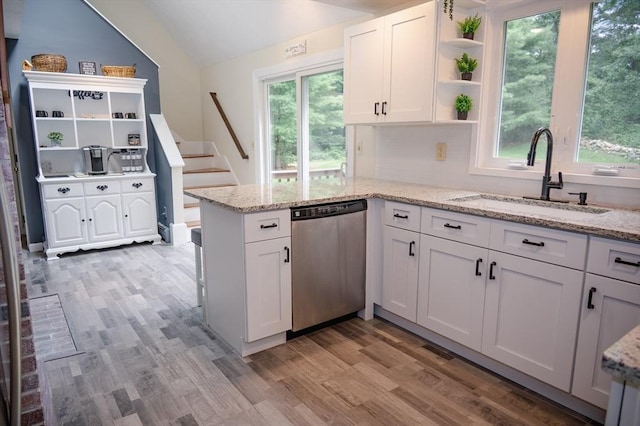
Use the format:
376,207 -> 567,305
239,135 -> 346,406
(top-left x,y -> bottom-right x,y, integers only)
209,92 -> 249,159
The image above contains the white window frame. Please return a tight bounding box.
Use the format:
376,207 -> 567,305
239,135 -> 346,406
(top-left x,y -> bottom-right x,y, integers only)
252,49 -> 351,186
472,0 -> 639,188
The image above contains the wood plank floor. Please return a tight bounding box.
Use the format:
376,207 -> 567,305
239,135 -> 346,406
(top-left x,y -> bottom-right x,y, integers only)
24,242 -> 599,425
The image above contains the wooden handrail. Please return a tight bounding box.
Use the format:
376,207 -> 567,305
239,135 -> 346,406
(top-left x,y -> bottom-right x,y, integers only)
209,92 -> 249,159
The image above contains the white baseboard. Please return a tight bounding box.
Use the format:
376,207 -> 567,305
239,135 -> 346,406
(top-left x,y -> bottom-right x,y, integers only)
170,222 -> 190,246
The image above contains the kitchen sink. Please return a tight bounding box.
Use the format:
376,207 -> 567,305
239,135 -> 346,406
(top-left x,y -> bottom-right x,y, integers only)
448,194 -> 610,220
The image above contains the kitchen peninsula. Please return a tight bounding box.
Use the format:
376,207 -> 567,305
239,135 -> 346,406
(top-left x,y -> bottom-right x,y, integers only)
186,177 -> 640,423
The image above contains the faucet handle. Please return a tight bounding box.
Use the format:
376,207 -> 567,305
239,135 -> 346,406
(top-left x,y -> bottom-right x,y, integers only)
569,192 -> 588,205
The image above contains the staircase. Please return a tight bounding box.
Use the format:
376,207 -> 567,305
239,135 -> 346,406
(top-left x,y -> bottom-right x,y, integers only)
178,140 -> 239,228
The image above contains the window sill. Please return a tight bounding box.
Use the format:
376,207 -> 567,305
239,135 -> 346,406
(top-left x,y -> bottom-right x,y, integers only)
469,166 -> 640,189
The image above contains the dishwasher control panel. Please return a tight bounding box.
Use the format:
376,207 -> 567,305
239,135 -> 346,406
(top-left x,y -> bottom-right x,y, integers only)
291,199 -> 367,220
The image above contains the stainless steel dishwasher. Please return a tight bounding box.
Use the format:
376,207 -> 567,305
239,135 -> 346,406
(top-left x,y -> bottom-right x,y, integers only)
290,199 -> 367,332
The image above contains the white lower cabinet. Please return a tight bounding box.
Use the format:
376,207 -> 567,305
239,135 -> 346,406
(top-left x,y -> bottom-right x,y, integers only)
245,237 -> 292,342
122,192 -> 157,237
572,276 -> 640,409
85,195 -> 123,242
382,225 -> 420,322
482,251 -> 584,391
45,197 -> 87,248
417,235 -> 486,351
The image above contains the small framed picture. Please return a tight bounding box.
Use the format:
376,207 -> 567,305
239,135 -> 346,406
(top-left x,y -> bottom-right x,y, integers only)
79,61 -> 97,75
128,134 -> 141,146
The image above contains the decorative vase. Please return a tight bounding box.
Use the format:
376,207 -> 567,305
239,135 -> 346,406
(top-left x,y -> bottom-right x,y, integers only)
463,32 -> 474,40
457,111 -> 468,120
461,72 -> 472,81
50,139 -> 62,147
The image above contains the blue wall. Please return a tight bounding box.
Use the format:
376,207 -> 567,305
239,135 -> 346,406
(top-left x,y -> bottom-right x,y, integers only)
8,0 -> 163,246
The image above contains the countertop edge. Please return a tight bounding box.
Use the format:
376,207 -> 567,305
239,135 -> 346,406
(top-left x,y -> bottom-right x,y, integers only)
602,325 -> 640,386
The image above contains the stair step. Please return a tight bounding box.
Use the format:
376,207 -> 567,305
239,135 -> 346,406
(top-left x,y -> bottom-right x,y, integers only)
184,203 -> 199,209
183,167 -> 230,174
182,154 -> 214,159
186,220 -> 201,228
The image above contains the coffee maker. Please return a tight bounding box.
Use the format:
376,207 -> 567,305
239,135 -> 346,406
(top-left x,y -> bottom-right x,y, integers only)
83,145 -> 109,175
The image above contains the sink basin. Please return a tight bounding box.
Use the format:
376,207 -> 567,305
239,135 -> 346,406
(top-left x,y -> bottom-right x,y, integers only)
448,194 -> 610,220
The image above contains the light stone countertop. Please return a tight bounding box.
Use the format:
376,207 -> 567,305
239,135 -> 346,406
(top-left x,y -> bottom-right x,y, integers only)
185,177 -> 640,242
602,325 -> 640,386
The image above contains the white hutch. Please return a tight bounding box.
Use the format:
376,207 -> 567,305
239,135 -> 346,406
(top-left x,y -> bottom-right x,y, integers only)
24,71 -> 161,259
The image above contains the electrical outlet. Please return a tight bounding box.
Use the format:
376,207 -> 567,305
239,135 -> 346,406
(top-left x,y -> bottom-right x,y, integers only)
436,143 -> 447,161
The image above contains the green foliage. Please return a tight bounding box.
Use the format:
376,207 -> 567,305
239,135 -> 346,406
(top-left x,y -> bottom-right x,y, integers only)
455,94 -> 473,112
269,70 -> 345,171
47,131 -> 63,141
457,13 -> 482,35
455,53 -> 478,73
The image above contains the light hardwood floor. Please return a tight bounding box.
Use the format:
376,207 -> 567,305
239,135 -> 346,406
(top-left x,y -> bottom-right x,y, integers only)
24,242 -> 599,425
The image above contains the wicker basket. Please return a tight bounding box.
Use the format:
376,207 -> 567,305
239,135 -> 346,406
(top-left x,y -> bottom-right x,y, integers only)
101,65 -> 136,78
30,54 -> 67,72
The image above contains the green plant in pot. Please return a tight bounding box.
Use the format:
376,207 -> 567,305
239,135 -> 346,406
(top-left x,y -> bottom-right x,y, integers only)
455,52 -> 478,81
457,13 -> 482,40
455,94 -> 473,120
47,131 -> 63,147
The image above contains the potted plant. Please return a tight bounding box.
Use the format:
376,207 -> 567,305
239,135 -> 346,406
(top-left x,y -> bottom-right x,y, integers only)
455,94 -> 473,120
47,131 -> 63,147
455,53 -> 478,81
457,13 -> 482,40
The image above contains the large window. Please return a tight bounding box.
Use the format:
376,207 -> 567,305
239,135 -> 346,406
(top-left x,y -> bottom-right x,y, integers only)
480,0 -> 639,182
264,67 -> 346,185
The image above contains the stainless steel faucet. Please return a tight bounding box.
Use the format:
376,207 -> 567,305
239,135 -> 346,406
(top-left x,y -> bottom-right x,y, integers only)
527,127 -> 563,201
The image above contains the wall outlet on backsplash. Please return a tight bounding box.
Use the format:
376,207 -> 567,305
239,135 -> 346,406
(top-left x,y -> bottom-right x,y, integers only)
436,143 -> 447,161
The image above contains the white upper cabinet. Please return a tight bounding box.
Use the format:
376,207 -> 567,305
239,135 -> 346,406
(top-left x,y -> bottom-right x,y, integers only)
344,2 -> 436,124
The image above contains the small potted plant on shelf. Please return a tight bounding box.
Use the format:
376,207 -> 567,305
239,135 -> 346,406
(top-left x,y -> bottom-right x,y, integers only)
455,53 -> 478,81
47,131 -> 63,147
457,13 -> 482,40
455,94 -> 473,120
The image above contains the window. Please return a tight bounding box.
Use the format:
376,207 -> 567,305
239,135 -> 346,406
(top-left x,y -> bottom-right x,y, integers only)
479,0 -> 639,183
259,58 -> 347,186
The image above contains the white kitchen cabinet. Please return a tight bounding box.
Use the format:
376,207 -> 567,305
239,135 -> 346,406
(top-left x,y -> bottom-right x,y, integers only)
482,250 -> 584,391
572,237 -> 640,409
383,225 -> 420,321
44,197 -> 87,248
245,237 -> 292,342
122,192 -> 157,238
417,235 -> 487,351
202,205 -> 292,356
344,2 -> 436,124
85,194 -> 123,243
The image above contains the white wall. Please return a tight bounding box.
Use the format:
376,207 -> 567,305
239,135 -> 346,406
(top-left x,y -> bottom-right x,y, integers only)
355,125 -> 639,209
86,0 -> 203,141
200,19 -> 368,184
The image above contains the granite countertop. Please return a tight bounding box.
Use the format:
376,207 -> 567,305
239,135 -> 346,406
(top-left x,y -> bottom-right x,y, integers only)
602,325 -> 640,386
184,177 -> 640,241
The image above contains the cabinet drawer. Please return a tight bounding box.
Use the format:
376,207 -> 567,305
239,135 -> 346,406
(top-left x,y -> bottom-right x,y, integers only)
421,207 -> 490,247
490,221 -> 587,269
83,180 -> 121,196
384,201 -> 421,232
121,177 -> 154,193
587,237 -> 640,283
244,210 -> 291,243
42,182 -> 84,199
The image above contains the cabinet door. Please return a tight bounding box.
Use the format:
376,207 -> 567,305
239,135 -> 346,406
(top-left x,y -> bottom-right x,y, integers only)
344,17 -> 384,124
382,226 -> 420,322
382,2 -> 435,122
482,251 -> 583,391
417,235 -> 487,351
122,192 -> 157,237
572,274 -> 640,409
44,198 -> 87,248
85,195 -> 123,242
245,237 -> 292,342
